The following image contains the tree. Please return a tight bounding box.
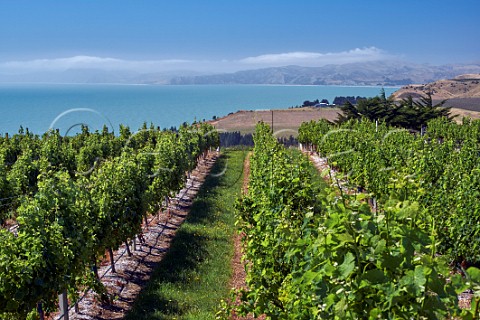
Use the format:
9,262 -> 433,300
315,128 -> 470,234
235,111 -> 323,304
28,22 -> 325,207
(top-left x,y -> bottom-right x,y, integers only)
336,91 -> 454,130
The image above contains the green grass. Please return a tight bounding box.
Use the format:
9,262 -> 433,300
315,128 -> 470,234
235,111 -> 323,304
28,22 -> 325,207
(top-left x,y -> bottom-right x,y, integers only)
125,150 -> 247,320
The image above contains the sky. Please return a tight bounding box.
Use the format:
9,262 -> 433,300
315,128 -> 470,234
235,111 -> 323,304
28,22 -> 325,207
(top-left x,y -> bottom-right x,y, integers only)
0,0 -> 479,75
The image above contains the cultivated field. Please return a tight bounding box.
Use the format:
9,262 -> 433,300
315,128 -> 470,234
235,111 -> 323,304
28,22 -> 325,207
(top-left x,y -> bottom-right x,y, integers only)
209,106 -> 480,134
209,107 -> 340,135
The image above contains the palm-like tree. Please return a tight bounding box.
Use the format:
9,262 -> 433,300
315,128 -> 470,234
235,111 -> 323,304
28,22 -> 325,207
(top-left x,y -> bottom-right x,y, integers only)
336,90 -> 454,130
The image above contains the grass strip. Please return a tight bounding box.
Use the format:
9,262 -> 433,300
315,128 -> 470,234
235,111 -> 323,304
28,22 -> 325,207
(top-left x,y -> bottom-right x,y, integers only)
125,149 -> 247,320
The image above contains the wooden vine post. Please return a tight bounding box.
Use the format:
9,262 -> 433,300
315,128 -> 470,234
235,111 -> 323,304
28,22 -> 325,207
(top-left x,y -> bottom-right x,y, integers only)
58,290 -> 69,320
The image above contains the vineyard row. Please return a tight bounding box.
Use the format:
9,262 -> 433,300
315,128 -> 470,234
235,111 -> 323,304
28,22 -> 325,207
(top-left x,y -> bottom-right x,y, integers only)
233,121 -> 480,319
0,122 -> 219,319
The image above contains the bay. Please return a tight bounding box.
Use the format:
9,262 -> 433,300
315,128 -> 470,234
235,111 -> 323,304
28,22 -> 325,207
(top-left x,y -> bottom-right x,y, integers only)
0,84 -> 398,135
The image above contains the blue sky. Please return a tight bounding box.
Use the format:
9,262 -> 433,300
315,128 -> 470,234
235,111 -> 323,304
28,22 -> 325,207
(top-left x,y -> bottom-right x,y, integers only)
0,0 -> 478,74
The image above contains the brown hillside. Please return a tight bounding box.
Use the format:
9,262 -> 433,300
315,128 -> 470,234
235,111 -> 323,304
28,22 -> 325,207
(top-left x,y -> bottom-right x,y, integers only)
209,105 -> 480,134
208,87 -> 480,135
209,108 -> 340,135
392,74 -> 480,101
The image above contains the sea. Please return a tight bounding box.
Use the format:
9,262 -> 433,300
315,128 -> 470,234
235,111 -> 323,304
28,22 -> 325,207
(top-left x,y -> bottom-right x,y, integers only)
0,84 -> 399,136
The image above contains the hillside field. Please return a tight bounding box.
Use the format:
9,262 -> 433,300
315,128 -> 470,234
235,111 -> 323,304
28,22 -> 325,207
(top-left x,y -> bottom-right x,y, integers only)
209,106 -> 480,134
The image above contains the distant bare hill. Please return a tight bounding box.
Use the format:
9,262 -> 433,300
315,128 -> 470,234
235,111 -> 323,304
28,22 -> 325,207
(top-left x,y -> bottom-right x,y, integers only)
170,62 -> 480,86
392,74 -> 480,99
392,74 -> 480,111
2,61 -> 480,86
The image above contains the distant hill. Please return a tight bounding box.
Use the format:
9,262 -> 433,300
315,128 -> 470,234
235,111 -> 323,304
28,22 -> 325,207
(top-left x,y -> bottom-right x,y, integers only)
391,74 -> 480,111
2,61 -> 480,86
0,68 -> 202,84
170,62 -> 480,86
392,74 -> 480,99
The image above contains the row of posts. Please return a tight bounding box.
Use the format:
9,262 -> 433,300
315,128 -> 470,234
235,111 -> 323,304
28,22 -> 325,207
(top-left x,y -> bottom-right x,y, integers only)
37,290 -> 69,320
37,195 -> 173,319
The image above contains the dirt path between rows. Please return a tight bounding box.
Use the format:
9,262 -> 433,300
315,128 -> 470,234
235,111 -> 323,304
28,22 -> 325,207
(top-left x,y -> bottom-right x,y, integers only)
228,152 -> 265,320
229,152 -> 250,296
228,152 -> 251,320
50,152 -> 218,320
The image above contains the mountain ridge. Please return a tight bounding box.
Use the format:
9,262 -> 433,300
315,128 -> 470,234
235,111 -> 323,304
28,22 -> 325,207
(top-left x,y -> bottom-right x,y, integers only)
1,61 -> 480,86
170,61 -> 480,86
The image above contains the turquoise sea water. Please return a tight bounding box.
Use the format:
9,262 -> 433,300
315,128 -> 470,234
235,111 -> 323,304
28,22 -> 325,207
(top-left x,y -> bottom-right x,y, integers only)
0,84 -> 398,135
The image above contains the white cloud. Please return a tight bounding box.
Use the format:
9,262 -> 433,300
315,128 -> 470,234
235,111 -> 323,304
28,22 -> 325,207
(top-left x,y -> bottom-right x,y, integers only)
0,56 -> 195,74
239,47 -> 391,67
2,56 -> 120,71
0,47 -> 393,75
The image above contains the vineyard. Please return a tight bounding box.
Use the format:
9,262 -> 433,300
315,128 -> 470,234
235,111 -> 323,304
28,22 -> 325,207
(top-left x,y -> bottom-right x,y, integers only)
5,115 -> 480,319
0,123 -> 219,319
232,120 -> 480,319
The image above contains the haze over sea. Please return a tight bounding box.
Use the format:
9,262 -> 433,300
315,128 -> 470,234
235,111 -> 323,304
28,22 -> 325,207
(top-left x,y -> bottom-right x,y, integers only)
0,84 -> 398,135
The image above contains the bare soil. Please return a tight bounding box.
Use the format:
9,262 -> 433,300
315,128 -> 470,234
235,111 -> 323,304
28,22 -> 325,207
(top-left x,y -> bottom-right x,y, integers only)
228,152 -> 265,320
450,106 -> 480,120
209,108 -> 340,135
392,75 -> 480,101
229,152 -> 250,294
229,152 -> 253,320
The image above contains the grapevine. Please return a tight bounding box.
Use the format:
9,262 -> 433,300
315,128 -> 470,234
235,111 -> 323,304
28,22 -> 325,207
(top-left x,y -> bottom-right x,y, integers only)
0,121 -> 219,318
233,122 -> 471,318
